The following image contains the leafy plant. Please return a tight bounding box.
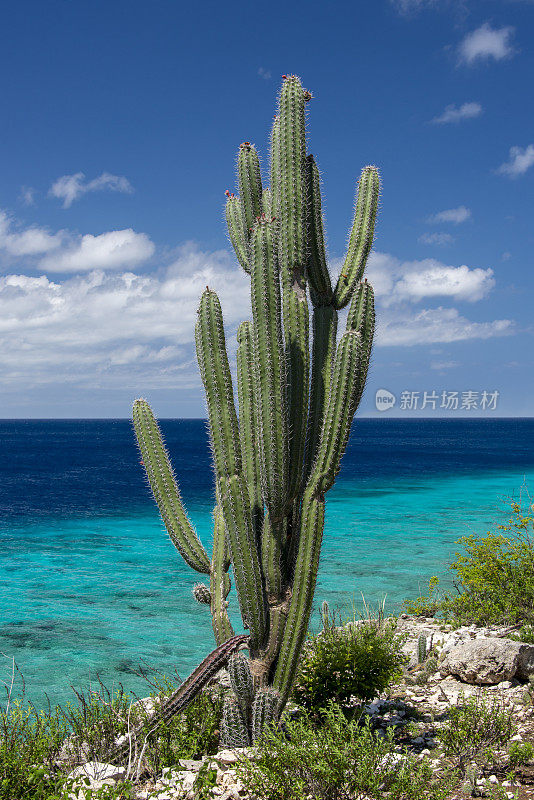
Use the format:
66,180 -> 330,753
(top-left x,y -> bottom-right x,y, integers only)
237,701 -> 457,800
291,604 -> 405,716
405,498 -> 534,627
439,693 -> 515,776
508,740 -> 534,769
143,688 -> 223,773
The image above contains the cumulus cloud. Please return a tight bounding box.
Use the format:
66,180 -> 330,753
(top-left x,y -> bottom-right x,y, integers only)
366,252 -> 495,305
39,229 -> 155,273
0,212 -> 63,256
49,172 -> 134,208
419,232 -> 454,245
258,67 -> 272,80
427,206 -> 471,224
458,23 -> 515,65
0,244 -> 250,390
431,102 -> 482,124
496,145 -> 534,178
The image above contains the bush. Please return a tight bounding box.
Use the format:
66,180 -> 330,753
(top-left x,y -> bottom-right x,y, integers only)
439,693 -> 515,776
144,687 -> 223,772
0,696 -> 67,800
405,499 -> 534,627
291,604 -> 406,716
508,740 -> 534,770
237,701 -> 457,800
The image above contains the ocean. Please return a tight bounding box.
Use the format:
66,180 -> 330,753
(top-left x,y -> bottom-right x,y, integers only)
1,418 -> 533,707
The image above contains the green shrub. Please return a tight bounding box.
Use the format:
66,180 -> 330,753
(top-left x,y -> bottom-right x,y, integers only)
144,688 -> 223,772
439,693 -> 515,775
291,605 -> 405,716
237,701 -> 457,800
405,500 -> 534,627
508,740 -> 534,769
0,697 -> 67,800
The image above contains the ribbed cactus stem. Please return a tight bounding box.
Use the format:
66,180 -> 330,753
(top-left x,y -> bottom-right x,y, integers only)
238,142 -> 263,233
219,474 -> 267,653
195,289 -> 242,483
237,321 -> 263,541
252,689 -> 280,743
220,692 -> 251,748
132,399 -> 211,575
210,505 -> 234,645
225,194 -> 250,274
250,218 -> 288,523
306,154 -> 332,304
333,166 -> 380,309
228,652 -> 255,721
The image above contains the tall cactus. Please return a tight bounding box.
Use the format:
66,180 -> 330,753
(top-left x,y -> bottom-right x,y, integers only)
133,74 -> 380,744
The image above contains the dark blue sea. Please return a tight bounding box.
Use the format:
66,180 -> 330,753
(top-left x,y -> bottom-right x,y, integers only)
1,418 -> 533,707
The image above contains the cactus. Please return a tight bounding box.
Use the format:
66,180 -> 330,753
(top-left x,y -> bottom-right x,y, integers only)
132,74 -> 379,745
418,634 -> 428,664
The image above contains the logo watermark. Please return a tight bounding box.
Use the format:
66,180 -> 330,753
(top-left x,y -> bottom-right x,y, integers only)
375,389 -> 500,412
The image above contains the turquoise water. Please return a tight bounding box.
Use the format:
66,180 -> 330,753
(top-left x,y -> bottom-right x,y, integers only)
1,419 -> 533,707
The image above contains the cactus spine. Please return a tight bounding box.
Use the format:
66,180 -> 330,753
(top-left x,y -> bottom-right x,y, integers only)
132,74 -> 379,744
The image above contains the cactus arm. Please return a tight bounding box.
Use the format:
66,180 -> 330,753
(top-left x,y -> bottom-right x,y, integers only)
252,688 -> 280,743
303,304 -> 338,482
284,287 -> 310,504
333,166 -> 380,309
250,218 -> 288,523
276,75 -> 307,287
346,280 -> 376,406
228,652 -> 255,721
261,187 -> 272,217
306,154 -> 333,304
221,692 -> 251,747
195,289 -> 242,483
238,142 -> 263,233
225,194 -> 250,274
272,492 -> 325,702
219,474 -> 268,654
132,399 -> 211,575
237,321 -> 263,540
210,505 -> 234,645
270,116 -> 280,218
308,330 -> 364,496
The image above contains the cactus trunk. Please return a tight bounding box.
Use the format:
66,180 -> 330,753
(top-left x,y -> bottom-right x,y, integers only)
131,74 -> 379,747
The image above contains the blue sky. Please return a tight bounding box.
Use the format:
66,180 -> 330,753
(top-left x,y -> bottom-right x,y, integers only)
0,0 -> 532,418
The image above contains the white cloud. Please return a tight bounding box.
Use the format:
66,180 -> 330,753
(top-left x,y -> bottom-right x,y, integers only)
39,229 -> 155,273
496,145 -> 534,178
49,172 -> 134,208
0,244 -> 250,390
258,67 -> 272,80
0,212 -> 63,256
19,186 -> 36,206
427,206 -> 471,224
419,232 -> 454,245
377,307 -> 512,346
458,23 -> 515,65
366,253 -> 495,305
431,360 -> 459,370
390,0 -> 436,12
431,102 -> 482,124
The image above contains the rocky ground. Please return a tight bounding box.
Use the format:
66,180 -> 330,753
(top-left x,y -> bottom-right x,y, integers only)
67,616 -> 534,800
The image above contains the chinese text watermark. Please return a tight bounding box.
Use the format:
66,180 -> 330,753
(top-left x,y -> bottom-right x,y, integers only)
375,389 -> 500,412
